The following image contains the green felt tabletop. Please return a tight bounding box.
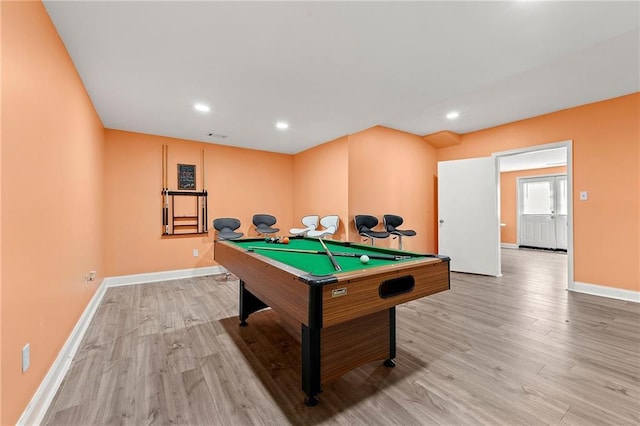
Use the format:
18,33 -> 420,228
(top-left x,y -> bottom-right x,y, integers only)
230,238 -> 421,276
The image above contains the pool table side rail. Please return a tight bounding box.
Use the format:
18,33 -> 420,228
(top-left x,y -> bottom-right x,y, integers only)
311,256 -> 444,284
239,236 -> 450,261
323,238 -> 450,261
214,240 -> 312,326
220,237 -> 448,286
321,260 -> 450,328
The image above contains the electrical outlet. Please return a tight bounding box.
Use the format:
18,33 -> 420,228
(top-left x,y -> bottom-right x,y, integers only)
84,271 -> 96,283
580,191 -> 588,201
193,249 -> 199,257
22,343 -> 30,373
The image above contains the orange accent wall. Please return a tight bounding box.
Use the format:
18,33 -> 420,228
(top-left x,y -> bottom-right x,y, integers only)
292,127 -> 438,253
1,2 -> 105,424
500,167 -> 567,244
293,136 -> 349,240
438,93 -> 640,291
104,130 -> 294,276
348,126 -> 438,252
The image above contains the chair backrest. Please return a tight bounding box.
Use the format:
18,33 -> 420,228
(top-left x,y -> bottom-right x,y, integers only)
253,214 -> 277,227
354,215 -> 378,232
320,215 -> 339,231
213,217 -> 241,232
301,215 -> 319,230
383,214 -> 403,232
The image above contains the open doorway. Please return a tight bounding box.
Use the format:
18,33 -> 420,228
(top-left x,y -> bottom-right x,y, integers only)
493,141 -> 573,288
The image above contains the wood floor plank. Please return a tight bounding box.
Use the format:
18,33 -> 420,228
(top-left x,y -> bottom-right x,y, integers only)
42,248 -> 640,425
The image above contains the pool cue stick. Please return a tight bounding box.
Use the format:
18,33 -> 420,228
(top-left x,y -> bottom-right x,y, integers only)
246,246 -> 411,260
162,144 -> 167,190
319,238 -> 342,271
248,246 -> 320,254
201,149 -> 206,231
163,145 -> 169,234
333,251 -> 412,261
161,145 -> 166,233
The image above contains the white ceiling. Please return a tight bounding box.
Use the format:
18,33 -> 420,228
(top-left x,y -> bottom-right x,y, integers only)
43,1 -> 639,154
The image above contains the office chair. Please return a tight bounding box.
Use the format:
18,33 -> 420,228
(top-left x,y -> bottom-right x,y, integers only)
213,217 -> 244,281
252,214 -> 279,235
290,215 -> 319,236
213,217 -> 244,240
383,214 -> 416,250
307,215 -> 339,238
354,215 -> 389,245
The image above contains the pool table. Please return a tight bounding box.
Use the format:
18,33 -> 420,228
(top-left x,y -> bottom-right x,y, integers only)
214,237 -> 450,406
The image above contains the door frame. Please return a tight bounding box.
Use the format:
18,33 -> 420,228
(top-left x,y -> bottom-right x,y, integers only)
492,140 -> 573,289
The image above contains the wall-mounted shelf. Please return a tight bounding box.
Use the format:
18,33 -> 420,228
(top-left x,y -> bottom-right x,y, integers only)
162,190 -> 208,236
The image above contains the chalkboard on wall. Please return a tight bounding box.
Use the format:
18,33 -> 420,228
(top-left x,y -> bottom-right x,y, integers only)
177,164 -> 196,190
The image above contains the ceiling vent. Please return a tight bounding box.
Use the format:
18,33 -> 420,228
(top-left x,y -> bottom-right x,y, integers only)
207,132 -> 227,139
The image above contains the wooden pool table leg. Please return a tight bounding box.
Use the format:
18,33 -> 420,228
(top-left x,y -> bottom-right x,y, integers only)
384,307 -> 397,367
302,284 -> 323,406
239,280 -> 268,326
301,323 -> 321,406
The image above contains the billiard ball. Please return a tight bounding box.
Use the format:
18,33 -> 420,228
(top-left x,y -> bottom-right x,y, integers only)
360,255 -> 369,264
281,236 -> 290,244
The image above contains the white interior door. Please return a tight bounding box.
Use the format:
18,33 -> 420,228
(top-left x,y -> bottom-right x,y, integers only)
519,175 -> 567,250
438,157 -> 500,276
519,177 -> 556,249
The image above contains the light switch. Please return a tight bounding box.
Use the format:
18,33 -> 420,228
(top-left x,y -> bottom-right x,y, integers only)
580,191 -> 588,201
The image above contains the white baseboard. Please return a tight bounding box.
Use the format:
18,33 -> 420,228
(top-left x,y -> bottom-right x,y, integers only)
17,280 -> 109,426
570,281 -> 640,303
104,265 -> 225,287
18,265 -> 224,426
501,243 -> 519,249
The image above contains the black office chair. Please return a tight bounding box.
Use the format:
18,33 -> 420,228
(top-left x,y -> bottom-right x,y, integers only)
213,218 -> 244,240
253,214 -> 279,236
213,218 -> 244,281
354,215 -> 389,245
383,214 -> 416,250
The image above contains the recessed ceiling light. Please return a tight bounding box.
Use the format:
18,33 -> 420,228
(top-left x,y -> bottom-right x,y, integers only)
446,111 -> 459,120
194,104 -> 210,112
276,121 -> 289,129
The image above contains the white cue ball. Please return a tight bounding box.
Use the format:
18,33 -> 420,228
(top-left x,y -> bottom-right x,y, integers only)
360,255 -> 370,264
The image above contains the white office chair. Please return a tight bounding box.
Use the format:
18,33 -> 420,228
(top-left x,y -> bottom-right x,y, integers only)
290,215 -> 319,236
307,215 -> 339,238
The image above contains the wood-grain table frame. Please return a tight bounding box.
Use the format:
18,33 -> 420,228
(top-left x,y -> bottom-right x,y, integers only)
214,238 -> 450,406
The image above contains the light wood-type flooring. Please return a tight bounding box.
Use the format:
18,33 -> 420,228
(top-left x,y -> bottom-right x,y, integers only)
42,249 -> 640,425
